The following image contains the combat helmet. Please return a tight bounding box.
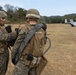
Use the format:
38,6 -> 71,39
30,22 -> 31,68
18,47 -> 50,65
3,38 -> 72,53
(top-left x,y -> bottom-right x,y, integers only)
0,11 -> 7,18
26,9 -> 40,19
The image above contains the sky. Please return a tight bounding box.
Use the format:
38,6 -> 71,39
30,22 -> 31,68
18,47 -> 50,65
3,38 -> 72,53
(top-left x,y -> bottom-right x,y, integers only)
0,0 -> 76,16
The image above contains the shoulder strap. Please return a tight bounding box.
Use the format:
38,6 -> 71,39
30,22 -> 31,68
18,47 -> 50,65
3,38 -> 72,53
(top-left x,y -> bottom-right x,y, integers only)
14,24 -> 45,64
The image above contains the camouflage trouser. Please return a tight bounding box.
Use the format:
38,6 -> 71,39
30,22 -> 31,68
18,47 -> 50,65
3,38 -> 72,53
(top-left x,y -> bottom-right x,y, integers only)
12,60 -> 36,75
0,49 -> 9,75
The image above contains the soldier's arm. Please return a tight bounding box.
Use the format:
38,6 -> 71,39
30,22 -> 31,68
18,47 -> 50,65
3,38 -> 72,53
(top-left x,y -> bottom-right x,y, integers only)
0,31 -> 17,41
11,27 -> 27,61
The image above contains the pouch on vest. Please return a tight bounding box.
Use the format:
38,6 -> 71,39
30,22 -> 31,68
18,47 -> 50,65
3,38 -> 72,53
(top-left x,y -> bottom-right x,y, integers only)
35,56 -> 48,75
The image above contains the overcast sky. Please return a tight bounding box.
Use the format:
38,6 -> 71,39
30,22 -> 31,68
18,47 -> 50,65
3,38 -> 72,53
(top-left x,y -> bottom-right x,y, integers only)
0,0 -> 76,16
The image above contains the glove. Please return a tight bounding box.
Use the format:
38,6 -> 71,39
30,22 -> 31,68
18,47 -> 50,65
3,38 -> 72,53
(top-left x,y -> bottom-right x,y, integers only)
15,28 -> 19,35
5,25 -> 12,33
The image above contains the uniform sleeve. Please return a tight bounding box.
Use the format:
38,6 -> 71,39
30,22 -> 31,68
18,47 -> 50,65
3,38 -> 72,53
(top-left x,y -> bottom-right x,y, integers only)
0,31 -> 17,41
11,27 -> 28,61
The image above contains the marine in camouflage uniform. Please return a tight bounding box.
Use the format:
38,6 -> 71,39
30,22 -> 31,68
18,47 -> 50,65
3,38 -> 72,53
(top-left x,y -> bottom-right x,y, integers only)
12,9 -> 47,75
0,11 -> 18,75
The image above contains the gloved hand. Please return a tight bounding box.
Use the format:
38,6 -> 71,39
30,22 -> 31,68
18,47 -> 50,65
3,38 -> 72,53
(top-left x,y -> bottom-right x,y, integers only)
15,28 -> 19,35
5,25 -> 12,33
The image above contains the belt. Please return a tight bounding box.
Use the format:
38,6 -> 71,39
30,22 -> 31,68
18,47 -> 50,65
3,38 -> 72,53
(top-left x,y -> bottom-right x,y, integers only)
20,54 -> 41,67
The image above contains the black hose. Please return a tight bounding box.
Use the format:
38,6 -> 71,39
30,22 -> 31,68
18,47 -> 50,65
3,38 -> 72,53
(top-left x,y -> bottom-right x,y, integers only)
43,37 -> 51,55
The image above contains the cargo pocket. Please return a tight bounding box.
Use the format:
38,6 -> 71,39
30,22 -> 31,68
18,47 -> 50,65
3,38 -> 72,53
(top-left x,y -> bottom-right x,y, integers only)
36,56 -> 48,75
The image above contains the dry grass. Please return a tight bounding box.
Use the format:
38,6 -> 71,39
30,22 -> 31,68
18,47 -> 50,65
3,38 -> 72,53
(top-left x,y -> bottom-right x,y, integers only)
6,24 -> 76,75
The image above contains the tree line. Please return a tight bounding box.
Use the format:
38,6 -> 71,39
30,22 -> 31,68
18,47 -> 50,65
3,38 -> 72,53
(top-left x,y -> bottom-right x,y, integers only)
0,4 -> 27,24
0,4 -> 76,24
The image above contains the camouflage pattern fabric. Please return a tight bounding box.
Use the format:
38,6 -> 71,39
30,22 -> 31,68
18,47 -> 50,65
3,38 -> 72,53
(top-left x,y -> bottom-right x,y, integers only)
0,48 -> 9,75
0,11 -> 7,18
0,26 -> 17,75
0,10 -> 18,75
12,60 -> 36,75
12,24 -> 45,75
26,9 -> 40,19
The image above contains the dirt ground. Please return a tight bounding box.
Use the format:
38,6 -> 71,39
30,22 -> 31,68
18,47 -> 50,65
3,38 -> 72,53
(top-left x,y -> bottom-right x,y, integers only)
6,24 -> 76,75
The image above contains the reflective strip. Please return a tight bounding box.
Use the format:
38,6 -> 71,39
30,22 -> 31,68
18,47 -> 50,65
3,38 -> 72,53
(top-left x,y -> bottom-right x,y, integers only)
26,14 -> 40,18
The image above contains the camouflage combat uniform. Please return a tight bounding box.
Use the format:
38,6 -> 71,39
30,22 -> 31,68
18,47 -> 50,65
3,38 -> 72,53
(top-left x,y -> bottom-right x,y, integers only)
12,23 -> 45,75
0,11 -> 17,75
0,25 -> 17,75
12,9 -> 47,75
